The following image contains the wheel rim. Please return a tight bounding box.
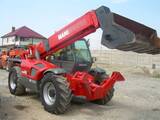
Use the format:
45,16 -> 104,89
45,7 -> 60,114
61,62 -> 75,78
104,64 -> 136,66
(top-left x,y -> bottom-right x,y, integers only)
43,82 -> 56,106
10,72 -> 17,90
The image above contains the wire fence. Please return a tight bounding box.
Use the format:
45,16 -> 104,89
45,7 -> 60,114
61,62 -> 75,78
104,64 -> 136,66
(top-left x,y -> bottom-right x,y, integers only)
91,50 -> 160,69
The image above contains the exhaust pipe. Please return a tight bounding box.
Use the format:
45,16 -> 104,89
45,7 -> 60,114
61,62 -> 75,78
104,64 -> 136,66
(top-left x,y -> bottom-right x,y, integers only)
96,6 -> 160,54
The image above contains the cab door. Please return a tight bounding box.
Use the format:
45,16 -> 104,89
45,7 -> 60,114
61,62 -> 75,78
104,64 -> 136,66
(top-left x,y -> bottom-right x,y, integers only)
50,46 -> 76,73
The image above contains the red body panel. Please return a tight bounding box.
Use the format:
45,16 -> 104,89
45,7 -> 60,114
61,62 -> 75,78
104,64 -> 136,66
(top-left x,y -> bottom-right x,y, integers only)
21,59 -> 58,80
67,71 -> 124,100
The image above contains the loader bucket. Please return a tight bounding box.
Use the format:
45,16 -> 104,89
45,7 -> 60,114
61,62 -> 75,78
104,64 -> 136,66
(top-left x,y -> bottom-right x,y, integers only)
96,6 -> 160,54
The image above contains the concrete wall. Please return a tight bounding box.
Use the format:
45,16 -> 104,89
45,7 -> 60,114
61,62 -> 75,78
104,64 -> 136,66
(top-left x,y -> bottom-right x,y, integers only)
91,50 -> 160,69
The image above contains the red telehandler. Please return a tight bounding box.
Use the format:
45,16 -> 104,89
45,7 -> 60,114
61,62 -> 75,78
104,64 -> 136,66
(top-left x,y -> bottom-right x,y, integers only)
8,6 -> 160,114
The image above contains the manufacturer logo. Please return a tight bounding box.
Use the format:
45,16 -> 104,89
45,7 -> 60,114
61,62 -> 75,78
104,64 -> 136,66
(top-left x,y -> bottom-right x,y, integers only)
58,30 -> 69,40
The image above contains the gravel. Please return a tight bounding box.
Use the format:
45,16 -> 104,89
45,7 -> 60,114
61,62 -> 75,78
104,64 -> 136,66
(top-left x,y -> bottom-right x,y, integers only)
0,69 -> 160,120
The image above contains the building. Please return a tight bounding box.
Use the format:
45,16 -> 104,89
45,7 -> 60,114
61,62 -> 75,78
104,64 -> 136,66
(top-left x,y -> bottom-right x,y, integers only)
1,26 -> 46,49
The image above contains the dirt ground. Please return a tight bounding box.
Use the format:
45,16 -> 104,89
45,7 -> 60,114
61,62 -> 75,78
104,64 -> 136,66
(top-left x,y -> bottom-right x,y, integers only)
0,67 -> 160,120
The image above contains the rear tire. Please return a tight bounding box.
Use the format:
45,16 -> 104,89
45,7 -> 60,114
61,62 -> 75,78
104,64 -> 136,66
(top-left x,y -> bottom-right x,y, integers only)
40,73 -> 72,114
8,67 -> 26,96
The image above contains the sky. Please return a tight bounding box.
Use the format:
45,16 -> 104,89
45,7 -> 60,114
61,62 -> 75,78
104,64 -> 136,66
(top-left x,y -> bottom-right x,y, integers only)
0,0 -> 160,50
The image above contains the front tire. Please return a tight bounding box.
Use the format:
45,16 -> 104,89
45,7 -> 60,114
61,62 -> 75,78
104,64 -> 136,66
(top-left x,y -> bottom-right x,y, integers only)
92,72 -> 114,105
40,73 -> 72,114
8,67 -> 26,96
93,88 -> 114,105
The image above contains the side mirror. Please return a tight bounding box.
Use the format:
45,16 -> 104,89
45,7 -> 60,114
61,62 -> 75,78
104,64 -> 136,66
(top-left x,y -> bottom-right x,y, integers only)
92,57 -> 97,63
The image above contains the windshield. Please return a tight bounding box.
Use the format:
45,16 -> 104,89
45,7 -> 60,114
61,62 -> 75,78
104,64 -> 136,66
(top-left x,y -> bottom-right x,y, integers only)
73,40 -> 91,62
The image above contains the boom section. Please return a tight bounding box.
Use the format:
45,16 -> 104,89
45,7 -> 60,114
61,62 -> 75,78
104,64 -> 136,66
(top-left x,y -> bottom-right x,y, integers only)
36,11 -> 99,59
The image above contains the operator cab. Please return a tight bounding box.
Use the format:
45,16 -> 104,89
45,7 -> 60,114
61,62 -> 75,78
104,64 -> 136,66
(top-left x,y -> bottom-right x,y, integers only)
48,39 -> 92,73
